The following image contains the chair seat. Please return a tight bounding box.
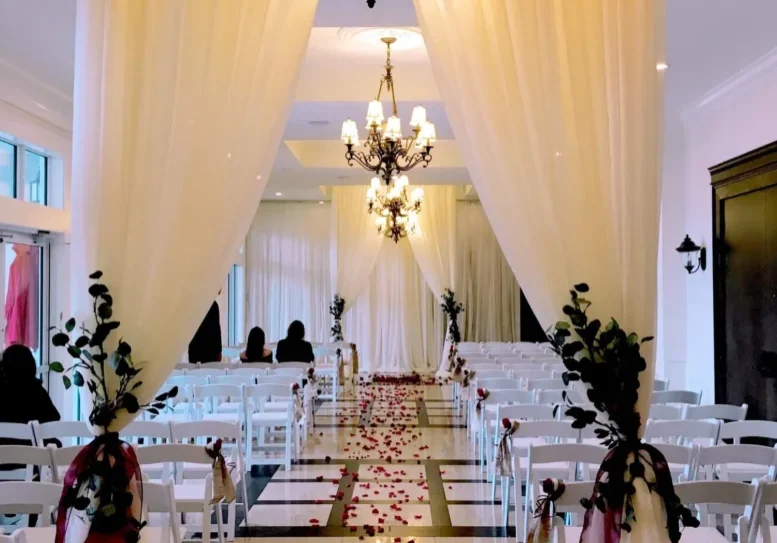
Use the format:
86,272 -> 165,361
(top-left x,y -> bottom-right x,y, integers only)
251,411 -> 290,424
265,400 -> 291,411
716,463 -> 771,480
13,526 -> 186,542
216,401 -> 243,413
173,482 -> 208,508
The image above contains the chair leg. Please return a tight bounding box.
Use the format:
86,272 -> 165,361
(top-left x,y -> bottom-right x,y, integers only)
215,502 -> 225,543
227,501 -> 236,541
245,422 -> 253,469
202,504 -> 212,543
285,421 -> 292,471
500,475 -> 509,526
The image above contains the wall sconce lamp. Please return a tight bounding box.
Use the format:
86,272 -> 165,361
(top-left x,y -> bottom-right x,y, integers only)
676,235 -> 706,274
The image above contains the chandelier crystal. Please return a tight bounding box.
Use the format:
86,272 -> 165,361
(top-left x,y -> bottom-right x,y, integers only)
341,36 -> 435,242
366,175 -> 423,243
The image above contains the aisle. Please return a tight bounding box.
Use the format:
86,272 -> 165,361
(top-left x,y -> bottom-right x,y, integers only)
237,379 -> 516,541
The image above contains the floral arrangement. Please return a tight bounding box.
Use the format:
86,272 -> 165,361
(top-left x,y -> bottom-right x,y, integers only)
549,283 -> 697,541
440,288 -> 464,344
49,271 -> 178,543
329,294 -> 345,342
475,388 -> 490,412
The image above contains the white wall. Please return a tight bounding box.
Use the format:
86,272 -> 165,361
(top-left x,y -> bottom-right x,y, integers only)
673,47 -> 777,402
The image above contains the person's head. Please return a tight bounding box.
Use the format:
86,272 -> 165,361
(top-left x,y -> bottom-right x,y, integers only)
1,344 -> 37,383
245,327 -> 266,359
287,320 -> 306,341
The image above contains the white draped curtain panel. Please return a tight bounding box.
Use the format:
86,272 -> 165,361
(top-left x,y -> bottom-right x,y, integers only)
245,203 -> 331,343
456,202 -> 520,342
69,0 -> 317,431
413,0 -> 664,421
330,186 -> 385,314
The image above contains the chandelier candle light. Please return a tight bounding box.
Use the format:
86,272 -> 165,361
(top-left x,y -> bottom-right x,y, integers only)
341,36 -> 434,242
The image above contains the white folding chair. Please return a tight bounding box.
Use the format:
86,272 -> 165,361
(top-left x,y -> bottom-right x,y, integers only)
135,444 -> 224,543
121,420 -> 173,445
535,389 -> 585,405
467,362 -> 506,372
187,368 -> 228,378
504,420 -> 581,533
47,445 -> 84,484
472,370 -> 510,381
276,362 -> 312,370
651,442 -> 698,482
674,480 -> 757,542
526,378 -> 567,391
211,375 -> 256,388
686,403 -> 748,422
475,389 -> 535,457
268,368 -> 305,377
31,421 -> 91,447
170,421 -> 248,541
644,419 -> 721,447
192,384 -> 244,423
230,363 -> 273,374
696,444 -> 777,483
0,481 -> 60,534
652,390 -> 702,405
548,480 -> 595,543
141,478 -> 184,543
242,383 -> 295,470
649,404 -> 683,420
654,378 -> 671,391
512,370 -> 553,385
720,421 -> 777,444
521,443 -> 608,540
0,423 -> 36,480
0,445 -> 57,484
156,375 -> 211,421
750,479 -> 777,543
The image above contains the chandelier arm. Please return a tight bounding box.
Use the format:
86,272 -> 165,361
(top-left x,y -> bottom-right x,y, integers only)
346,149 -> 383,172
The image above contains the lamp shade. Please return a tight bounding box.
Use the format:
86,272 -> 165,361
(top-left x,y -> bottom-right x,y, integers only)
341,119 -> 359,145
366,100 -> 385,127
416,121 -> 437,147
410,105 -> 427,128
383,116 -> 402,141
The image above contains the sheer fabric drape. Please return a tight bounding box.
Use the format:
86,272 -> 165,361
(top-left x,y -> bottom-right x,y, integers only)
70,0 -> 317,431
245,203 -> 331,343
456,202 -> 520,342
413,0 -> 664,423
330,186 -> 384,313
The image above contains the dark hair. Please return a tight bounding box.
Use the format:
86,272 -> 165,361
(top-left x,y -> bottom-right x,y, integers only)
287,320 -> 305,341
245,327 -> 266,361
1,344 -> 38,383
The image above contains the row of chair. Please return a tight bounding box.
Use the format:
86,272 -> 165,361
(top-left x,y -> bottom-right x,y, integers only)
0,420 -> 248,542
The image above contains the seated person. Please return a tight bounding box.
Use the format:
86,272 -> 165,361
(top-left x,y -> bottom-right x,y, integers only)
240,327 -> 273,363
275,320 -> 314,363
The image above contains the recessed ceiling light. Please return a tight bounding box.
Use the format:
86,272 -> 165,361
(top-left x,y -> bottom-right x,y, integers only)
656,62 -> 669,71
308,120 -> 330,126
338,27 -> 424,51
319,201 -> 325,204
275,192 -> 283,196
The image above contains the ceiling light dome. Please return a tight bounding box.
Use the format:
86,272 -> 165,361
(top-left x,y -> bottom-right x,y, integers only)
337,27 -> 424,51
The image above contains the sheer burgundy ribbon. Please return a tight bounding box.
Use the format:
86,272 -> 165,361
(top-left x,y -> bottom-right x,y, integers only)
55,433 -> 143,543
579,442 -> 677,543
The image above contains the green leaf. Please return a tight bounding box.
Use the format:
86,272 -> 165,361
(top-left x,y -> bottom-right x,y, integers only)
67,345 -> 82,359
62,375 -> 72,389
555,321 -> 570,330
52,332 -> 70,347
73,371 -> 85,387
49,361 -> 64,373
100,503 -> 116,517
74,335 -> 90,348
88,283 -> 109,298
89,270 -> 104,280
65,318 -> 76,333
97,303 -> 113,320
641,336 -> 654,343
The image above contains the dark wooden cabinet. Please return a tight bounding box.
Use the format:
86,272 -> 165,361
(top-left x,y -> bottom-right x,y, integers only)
711,142 -> 777,421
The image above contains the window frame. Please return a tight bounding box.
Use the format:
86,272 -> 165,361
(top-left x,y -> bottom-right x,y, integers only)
0,136 -> 50,206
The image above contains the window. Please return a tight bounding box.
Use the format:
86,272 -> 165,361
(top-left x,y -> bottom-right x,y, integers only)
0,138 -> 49,206
23,150 -> 47,205
0,141 -> 15,198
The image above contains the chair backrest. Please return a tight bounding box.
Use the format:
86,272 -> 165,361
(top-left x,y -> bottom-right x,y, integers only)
0,481 -> 62,526
134,443 -> 213,466
650,442 -> 698,481
192,383 -> 242,416
0,445 -> 55,482
685,403 -> 748,422
550,480 -> 595,521
175,362 -> 197,371
170,420 -> 242,445
534,388 -> 585,405
526,378 -> 567,391
48,445 -> 85,477
228,366 -> 270,377
472,370 -> 510,381
32,420 -> 92,446
644,419 -> 721,446
476,378 -> 520,391
527,443 -> 608,482
651,390 -> 702,405
648,404 -> 683,421
142,479 -> 182,543
243,383 -> 293,401
512,370 -> 554,382
673,480 -> 757,537
752,480 -> 777,542
269,368 -> 305,377
278,362 -> 313,370
512,420 -> 580,441
187,368 -> 227,377
481,389 -> 535,406
467,362 -> 505,372
255,375 -> 300,386
496,404 -> 556,422
0,422 -> 34,443
121,420 -> 172,444
695,444 -> 777,481
719,420 -> 777,443
211,374 -> 256,386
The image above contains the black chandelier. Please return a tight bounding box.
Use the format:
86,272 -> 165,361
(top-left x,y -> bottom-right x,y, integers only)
340,37 -> 436,184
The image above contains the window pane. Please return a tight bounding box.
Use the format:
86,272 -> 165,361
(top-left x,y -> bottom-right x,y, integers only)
0,141 -> 15,198
24,150 -> 47,204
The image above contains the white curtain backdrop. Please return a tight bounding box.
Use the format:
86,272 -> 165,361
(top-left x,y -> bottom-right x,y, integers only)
456,201 -> 520,342
414,0 -> 665,423
245,203 -> 331,343
69,0 -> 317,431
330,186 -> 384,313
345,240 -> 445,373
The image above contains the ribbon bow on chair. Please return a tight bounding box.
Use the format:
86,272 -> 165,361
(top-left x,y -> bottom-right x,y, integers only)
527,478 -> 567,543
205,439 -> 237,504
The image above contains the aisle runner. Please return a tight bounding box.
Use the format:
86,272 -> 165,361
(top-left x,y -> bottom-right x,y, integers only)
240,379 -> 518,538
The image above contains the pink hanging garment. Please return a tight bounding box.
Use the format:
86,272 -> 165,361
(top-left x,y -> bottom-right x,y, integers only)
4,245 -> 36,349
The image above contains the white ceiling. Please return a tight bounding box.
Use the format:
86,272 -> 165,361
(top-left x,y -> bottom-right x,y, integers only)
1,0 -> 777,201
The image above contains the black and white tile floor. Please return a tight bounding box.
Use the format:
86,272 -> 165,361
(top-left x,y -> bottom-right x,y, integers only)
233,381 -> 514,543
